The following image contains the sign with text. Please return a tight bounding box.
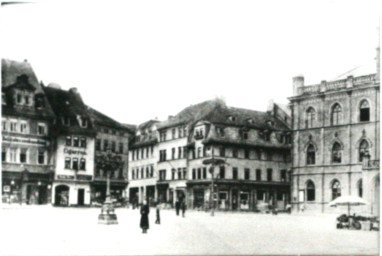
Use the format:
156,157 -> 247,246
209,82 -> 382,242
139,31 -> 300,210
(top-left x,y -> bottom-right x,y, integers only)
76,175 -> 92,181
2,136 -> 47,146
57,175 -> 75,180
64,148 -> 87,155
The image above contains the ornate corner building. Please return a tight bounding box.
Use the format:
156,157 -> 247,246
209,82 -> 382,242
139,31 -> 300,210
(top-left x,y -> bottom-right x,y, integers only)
289,47 -> 380,214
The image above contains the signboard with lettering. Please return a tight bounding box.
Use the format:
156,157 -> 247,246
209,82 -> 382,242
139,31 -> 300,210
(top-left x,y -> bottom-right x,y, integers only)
76,175 -> 92,181
2,136 -> 47,146
57,175 -> 75,180
64,148 -> 87,155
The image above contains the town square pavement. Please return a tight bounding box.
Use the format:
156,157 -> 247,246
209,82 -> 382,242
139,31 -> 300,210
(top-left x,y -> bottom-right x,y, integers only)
0,205 -> 379,255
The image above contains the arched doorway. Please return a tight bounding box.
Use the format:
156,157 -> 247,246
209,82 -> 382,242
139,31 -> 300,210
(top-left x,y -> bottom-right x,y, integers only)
55,185 -> 69,206
372,175 -> 379,216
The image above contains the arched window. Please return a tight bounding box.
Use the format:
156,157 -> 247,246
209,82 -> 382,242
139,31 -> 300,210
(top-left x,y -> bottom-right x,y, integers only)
306,144 -> 316,165
332,180 -> 341,200
331,103 -> 342,125
305,107 -> 316,128
357,179 -> 363,198
332,142 -> 342,163
360,100 -> 370,122
359,140 -> 369,162
306,180 -> 315,201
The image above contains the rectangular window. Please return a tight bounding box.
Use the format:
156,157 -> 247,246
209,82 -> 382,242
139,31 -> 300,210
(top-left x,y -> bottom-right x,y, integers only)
96,139 -> 101,151
10,121 -> 17,132
17,94 -> 22,104
20,122 -> 28,134
178,127 -> 183,138
72,158 -> 79,170
141,148 -> 144,159
80,137 -> 87,148
219,166 -> 225,179
65,157 -> 71,169
104,140 -> 109,151
192,169 -> 196,179
63,116 -> 70,126
80,158 -> 86,170
265,151 -> 272,161
178,147 -> 182,159
244,168 -> 250,180
256,169 -> 261,181
232,167 -> 238,179
141,168 -> 144,179
25,95 -> 29,105
197,168 -> 201,179
172,148 -> 176,160
20,148 -> 27,163
277,192 -> 283,201
2,120 -> 7,131
150,165 -> 154,177
183,168 -> 187,180
203,167 -> 207,179
280,169 -> 287,182
255,150 -> 261,160
146,167 -> 149,178
111,141 -> 116,152
73,136 -> 79,147
172,169 -> 176,180
220,147 -> 225,157
360,108 -> 370,122
160,131 -> 167,142
2,148 -> 6,162
267,168 -> 273,181
38,124 -> 46,135
119,143 -> 124,154
172,128 -> 176,139
38,150 -> 45,164
66,136 -> 71,146
244,149 -> 250,159
257,190 -> 264,201
177,168 -> 182,180
9,148 -> 17,162
197,147 -> 202,158
233,148 -> 238,158
183,146 -> 187,158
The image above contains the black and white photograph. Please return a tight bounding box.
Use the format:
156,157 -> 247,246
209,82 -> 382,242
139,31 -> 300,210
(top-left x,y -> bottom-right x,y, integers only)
0,0 -> 380,255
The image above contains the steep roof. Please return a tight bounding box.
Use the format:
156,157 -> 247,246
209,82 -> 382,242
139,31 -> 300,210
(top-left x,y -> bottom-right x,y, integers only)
1,59 -> 55,119
87,106 -> 135,134
43,86 -> 89,117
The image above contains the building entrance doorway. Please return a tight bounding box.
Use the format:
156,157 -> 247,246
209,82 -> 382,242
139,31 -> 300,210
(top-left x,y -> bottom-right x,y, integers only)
55,185 -> 69,206
78,189 -> 85,205
232,189 -> 238,210
240,192 -> 249,210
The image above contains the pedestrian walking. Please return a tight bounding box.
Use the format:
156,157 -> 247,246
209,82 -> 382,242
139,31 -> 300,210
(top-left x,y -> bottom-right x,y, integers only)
175,199 -> 180,216
140,200 -> 150,234
155,202 -> 161,224
181,200 -> 186,217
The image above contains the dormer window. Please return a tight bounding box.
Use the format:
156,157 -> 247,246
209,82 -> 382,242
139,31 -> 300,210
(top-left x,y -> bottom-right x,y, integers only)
35,94 -> 45,109
228,116 -> 236,122
77,116 -> 88,128
17,94 -> 22,104
62,116 -> 71,126
24,96 -> 29,105
215,126 -> 225,137
241,130 -> 249,140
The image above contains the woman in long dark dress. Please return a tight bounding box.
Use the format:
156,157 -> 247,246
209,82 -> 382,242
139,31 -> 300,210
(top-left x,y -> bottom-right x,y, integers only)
140,200 -> 150,233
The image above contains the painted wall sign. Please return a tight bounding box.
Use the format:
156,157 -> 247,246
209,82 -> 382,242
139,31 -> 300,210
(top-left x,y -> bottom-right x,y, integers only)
2,136 -> 47,146
64,148 -> 87,155
57,175 -> 75,180
76,175 -> 92,181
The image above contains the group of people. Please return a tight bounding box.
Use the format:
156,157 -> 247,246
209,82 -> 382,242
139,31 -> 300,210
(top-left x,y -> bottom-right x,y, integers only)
139,198 -> 187,234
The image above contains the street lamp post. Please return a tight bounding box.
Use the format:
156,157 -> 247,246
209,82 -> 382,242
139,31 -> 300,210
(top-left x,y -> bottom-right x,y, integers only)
97,148 -> 122,225
203,146 -> 225,217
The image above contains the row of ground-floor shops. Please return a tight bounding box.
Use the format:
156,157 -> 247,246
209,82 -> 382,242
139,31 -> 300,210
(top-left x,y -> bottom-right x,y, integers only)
2,172 -> 128,206
128,181 -> 290,211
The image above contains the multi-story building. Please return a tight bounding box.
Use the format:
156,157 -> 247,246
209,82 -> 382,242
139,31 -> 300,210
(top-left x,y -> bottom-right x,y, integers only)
289,47 -> 380,214
128,120 -> 159,206
44,85 -> 96,206
2,59 -> 56,205
87,107 -> 134,205
128,99 -> 292,211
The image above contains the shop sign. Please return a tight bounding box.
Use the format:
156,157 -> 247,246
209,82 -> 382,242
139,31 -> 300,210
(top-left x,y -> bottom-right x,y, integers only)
57,175 -> 75,180
2,135 -> 47,146
76,175 -> 92,181
64,148 -> 87,155
3,185 -> 10,192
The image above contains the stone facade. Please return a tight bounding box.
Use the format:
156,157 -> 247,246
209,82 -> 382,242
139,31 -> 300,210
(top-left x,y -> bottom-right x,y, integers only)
289,48 -> 380,214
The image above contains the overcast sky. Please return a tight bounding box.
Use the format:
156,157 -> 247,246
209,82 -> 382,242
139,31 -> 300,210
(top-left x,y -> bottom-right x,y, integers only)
1,0 -> 380,125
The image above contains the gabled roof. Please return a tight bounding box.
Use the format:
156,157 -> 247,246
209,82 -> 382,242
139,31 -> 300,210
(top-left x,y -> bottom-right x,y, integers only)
138,119 -> 159,130
43,86 -> 89,117
87,106 -> 135,134
1,59 -> 55,119
157,99 -> 225,130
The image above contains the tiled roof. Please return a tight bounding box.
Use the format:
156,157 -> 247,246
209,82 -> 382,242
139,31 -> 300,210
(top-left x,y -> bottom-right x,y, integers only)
87,106 -> 135,133
1,59 -> 55,119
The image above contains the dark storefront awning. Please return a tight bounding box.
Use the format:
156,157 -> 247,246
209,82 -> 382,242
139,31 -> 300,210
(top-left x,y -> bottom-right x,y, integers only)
92,179 -> 128,188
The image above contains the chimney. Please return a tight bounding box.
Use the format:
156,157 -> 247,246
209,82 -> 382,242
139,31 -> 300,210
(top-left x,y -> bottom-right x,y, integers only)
292,76 -> 304,96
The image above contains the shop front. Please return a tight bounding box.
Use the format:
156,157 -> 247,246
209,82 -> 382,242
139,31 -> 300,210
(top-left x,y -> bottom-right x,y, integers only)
53,175 -> 92,206
91,180 -> 127,206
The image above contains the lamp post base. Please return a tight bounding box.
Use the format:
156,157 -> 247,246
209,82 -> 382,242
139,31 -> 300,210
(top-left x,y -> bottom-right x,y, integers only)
98,200 -> 118,225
